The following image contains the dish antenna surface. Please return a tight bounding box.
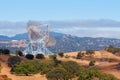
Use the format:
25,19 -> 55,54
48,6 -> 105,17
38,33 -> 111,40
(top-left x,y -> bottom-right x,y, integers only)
24,21 -> 53,55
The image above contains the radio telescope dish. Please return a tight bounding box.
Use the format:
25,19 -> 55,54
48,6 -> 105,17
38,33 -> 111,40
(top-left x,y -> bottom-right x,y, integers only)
23,21 -> 53,55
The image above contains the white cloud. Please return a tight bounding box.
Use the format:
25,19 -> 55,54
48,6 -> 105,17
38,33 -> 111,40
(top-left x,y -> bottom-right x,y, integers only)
0,21 -> 27,36
1,20 -> 120,38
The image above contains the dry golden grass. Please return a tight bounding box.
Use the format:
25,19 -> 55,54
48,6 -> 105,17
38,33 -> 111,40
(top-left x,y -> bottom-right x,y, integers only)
0,50 -> 120,80
62,50 -> 120,79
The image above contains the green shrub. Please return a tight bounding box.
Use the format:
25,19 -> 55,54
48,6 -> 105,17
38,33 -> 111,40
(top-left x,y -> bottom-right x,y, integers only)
15,50 -> 23,56
25,54 -> 34,60
99,73 -> 118,80
89,60 -> 96,66
58,52 -> 64,57
49,54 -> 57,60
3,49 -> 10,55
78,67 -> 88,80
105,45 -> 120,54
86,50 -> 95,57
64,55 -> 70,58
0,48 -> 3,54
61,61 -> 80,78
36,54 -> 45,59
39,60 -> 55,74
78,67 -> 118,80
12,60 -> 40,75
54,59 -> 62,67
78,67 -> 100,80
46,68 -> 69,80
49,54 -> 61,66
87,67 -> 101,80
8,56 -> 21,67
76,52 -> 84,59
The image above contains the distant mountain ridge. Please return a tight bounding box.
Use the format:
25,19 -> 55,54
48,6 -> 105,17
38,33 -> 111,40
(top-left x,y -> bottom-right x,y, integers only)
0,35 -> 11,41
1,32 -> 120,53
0,31 -> 65,40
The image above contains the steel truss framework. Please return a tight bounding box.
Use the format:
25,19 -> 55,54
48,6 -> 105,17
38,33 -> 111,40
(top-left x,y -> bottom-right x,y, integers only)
23,21 -> 53,55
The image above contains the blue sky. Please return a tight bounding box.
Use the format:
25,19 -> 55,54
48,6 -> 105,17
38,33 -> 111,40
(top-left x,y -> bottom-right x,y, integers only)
1,0 -> 120,38
0,0 -> 120,21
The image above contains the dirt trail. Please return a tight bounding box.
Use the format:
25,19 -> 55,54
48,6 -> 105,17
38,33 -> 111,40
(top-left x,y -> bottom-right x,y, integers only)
0,62 -> 47,80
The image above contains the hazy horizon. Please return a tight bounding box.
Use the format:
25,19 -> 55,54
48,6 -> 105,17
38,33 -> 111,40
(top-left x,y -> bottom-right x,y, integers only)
0,19 -> 120,39
0,0 -> 120,38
